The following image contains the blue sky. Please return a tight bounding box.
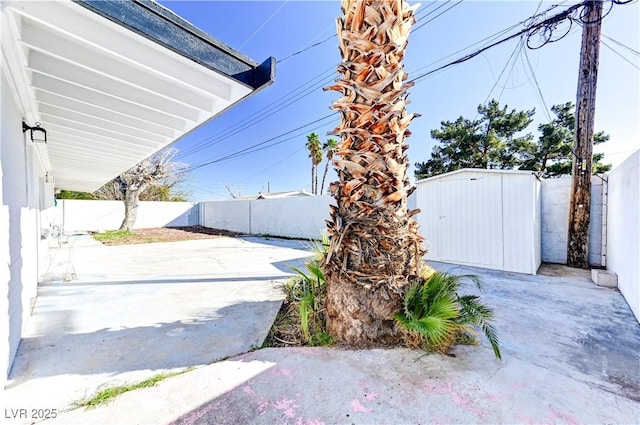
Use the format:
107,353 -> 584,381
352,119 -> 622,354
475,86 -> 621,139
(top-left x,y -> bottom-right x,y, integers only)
159,1 -> 639,201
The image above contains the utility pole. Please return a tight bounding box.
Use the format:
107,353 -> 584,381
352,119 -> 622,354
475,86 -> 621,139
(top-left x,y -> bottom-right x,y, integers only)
567,0 -> 603,268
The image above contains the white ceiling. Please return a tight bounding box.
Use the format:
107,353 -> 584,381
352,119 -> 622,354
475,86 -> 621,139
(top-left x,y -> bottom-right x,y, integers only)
2,0 -> 270,192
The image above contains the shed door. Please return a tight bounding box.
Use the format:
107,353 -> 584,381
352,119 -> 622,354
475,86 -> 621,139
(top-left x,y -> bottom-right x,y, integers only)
436,175 -> 504,267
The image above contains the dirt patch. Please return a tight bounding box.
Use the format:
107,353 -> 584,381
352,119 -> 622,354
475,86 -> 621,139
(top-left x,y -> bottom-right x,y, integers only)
92,226 -> 241,245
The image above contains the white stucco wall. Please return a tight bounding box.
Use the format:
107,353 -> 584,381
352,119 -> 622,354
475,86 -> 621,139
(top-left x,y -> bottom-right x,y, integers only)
200,200 -> 251,234
607,151 -> 640,322
1,68 -> 43,381
250,196 -> 333,240
540,176 -> 604,266
0,67 -> 13,387
200,196 -> 334,240
58,200 -> 198,232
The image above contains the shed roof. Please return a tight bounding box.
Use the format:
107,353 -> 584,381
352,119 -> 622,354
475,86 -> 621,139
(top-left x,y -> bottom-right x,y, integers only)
416,168 -> 538,184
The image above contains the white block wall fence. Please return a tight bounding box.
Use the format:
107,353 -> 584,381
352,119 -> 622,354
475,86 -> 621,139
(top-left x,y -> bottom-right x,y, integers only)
57,200 -> 198,233
541,176 -> 605,266
200,195 -> 334,240
606,151 -> 640,322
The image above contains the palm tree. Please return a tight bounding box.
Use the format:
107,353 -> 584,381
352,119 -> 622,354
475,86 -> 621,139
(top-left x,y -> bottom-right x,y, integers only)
320,138 -> 338,195
306,132 -> 323,194
322,0 -> 424,346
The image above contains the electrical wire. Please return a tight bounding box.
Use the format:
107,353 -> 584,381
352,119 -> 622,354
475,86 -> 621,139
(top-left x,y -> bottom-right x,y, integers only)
601,39 -> 640,69
238,1 -> 289,50
275,0 -> 449,65
178,64 -> 337,158
180,73 -> 336,159
482,39 -> 525,106
522,47 -> 553,121
410,1 -> 592,84
186,113 -> 337,172
275,0 -> 451,66
277,34 -> 336,64
602,33 -> 640,56
240,146 -> 306,183
181,0 -> 463,161
181,0 -> 484,161
412,0 -> 464,33
183,0 -> 633,176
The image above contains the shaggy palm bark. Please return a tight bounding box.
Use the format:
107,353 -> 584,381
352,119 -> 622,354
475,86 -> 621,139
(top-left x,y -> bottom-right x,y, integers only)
323,0 -> 424,346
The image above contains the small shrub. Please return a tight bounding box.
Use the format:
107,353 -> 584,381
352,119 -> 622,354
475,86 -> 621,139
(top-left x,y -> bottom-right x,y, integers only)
264,236 -> 333,347
394,271 -> 501,359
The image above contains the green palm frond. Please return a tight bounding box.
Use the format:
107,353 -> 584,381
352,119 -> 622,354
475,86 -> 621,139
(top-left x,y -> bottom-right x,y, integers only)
456,294 -> 501,360
481,321 -> 501,360
423,295 -> 459,321
287,250 -> 329,346
306,260 -> 325,288
299,292 -> 313,341
458,274 -> 484,291
395,271 -> 502,359
403,282 -> 422,320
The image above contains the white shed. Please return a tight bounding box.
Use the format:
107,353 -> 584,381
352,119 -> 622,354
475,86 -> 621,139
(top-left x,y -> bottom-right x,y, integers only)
415,169 -> 541,275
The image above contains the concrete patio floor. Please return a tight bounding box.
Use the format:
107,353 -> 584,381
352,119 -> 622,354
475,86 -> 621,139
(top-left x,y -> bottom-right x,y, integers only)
3,234 -> 311,418
3,235 -> 640,424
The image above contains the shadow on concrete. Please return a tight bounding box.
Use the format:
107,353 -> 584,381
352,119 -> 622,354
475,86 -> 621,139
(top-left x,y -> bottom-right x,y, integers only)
240,235 -> 313,251
7,300 -> 281,387
41,275 -> 293,287
270,258 -> 308,276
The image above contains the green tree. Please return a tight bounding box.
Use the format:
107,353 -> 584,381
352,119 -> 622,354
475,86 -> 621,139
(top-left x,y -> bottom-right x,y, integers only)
306,132 -> 323,194
319,137 -> 338,195
415,100 -> 535,179
56,190 -> 95,200
520,102 -> 611,177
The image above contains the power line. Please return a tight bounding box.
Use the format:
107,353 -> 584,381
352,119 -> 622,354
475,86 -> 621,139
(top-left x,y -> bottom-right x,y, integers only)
412,0 -> 464,33
523,47 -> 552,121
414,1 -> 439,18
601,39 -> 640,69
181,0 -> 469,160
410,1 -> 592,84
410,15 -> 528,75
183,0 -> 632,175
181,72 -> 335,159
186,113 -> 337,172
240,146 -> 306,183
275,0 -> 447,65
277,34 -> 336,64
239,1 -> 289,49
179,64 -> 337,158
482,38 -> 525,106
602,33 -> 640,56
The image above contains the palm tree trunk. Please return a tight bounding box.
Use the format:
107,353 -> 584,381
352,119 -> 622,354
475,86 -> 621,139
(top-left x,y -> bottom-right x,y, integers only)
314,165 -> 318,195
320,161 -> 330,195
323,0 -> 424,346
